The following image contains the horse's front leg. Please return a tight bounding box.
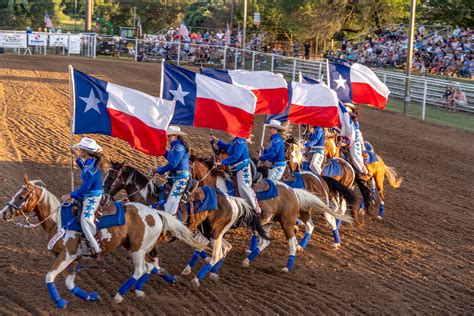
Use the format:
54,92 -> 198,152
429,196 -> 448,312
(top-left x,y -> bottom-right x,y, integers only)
192,233 -> 224,288
297,214 -> 314,250
209,237 -> 232,282
324,212 -> 342,249
243,224 -> 272,267
63,262 -> 99,302
181,231 -> 210,276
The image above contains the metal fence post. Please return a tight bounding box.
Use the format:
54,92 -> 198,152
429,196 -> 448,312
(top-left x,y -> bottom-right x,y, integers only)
93,35 -> 97,59
292,58 -> 297,81
421,80 -> 428,121
252,51 -> 255,71
318,63 -> 322,80
67,33 -> 70,56
177,40 -> 181,65
234,49 -> 238,70
383,73 -> 387,84
271,54 -> 275,72
223,46 -> 227,69
135,38 -> 139,62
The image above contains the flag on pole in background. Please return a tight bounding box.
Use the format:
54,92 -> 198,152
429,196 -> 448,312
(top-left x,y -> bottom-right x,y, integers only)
329,61 -> 390,109
201,68 -> 288,114
236,23 -> 242,47
179,20 -> 189,38
163,63 -> 257,138
71,68 -> 175,156
44,12 -> 54,31
223,22 -> 231,46
135,16 -> 143,38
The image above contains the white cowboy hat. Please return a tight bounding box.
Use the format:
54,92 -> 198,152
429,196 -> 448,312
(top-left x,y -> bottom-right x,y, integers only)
264,119 -> 284,130
345,103 -> 356,113
73,137 -> 102,153
166,126 -> 186,136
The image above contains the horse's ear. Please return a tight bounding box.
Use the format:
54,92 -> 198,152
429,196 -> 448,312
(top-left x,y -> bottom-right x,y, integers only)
23,174 -> 30,185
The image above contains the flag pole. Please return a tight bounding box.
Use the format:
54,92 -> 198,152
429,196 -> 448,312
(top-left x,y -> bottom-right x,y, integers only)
298,71 -> 302,139
325,58 -> 330,86
155,58 -> 166,170
68,65 -> 75,191
258,125 -> 266,156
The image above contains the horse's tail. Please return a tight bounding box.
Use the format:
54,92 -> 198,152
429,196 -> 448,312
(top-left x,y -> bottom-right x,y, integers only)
321,176 -> 355,205
156,210 -> 207,250
293,189 -> 354,224
384,166 -> 402,189
232,197 -> 271,241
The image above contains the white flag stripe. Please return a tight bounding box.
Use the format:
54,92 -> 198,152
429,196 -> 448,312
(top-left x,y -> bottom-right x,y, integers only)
106,82 -> 175,130
291,82 -> 339,107
196,74 -> 257,114
350,63 -> 390,98
229,70 -> 287,90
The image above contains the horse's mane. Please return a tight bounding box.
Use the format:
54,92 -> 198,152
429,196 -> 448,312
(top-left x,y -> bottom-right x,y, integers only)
191,154 -> 229,179
30,180 -> 60,220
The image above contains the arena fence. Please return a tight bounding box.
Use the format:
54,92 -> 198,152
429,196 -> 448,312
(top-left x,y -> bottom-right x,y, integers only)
2,30 -> 473,121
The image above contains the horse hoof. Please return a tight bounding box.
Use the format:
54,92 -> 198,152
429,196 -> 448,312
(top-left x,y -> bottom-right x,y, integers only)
158,268 -> 169,276
205,257 -> 212,263
191,278 -> 200,288
55,298 -> 67,309
242,258 -> 250,268
181,265 -> 192,276
113,293 -> 123,304
135,290 -> 146,298
88,292 -> 99,302
377,215 -> 383,220
359,209 -> 366,216
174,275 -> 184,284
333,243 -> 341,249
297,245 -> 304,252
281,267 -> 289,273
245,249 -> 251,255
209,273 -> 220,282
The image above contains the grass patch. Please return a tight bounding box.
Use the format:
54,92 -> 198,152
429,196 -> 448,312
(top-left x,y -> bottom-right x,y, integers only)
386,99 -> 474,132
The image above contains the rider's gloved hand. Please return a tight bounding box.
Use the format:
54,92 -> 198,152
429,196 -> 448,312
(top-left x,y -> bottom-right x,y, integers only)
156,167 -> 165,175
209,135 -> 218,143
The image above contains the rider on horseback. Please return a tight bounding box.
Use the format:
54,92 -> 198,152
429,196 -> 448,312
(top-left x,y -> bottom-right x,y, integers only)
345,103 -> 370,179
304,125 -> 325,174
155,126 -> 190,216
61,137 -> 107,257
210,134 -> 260,213
259,120 -> 287,181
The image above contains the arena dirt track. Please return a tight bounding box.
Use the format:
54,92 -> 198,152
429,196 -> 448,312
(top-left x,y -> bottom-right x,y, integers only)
0,55 -> 473,315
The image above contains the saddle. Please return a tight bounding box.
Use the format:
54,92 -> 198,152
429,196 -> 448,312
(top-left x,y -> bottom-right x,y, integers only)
253,178 -> 279,201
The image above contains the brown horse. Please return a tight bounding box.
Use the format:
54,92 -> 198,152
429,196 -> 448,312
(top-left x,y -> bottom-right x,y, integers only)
0,176 -> 205,308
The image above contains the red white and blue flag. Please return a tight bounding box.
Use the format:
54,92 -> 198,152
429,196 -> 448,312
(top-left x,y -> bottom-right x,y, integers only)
179,20 -> 189,38
163,63 -> 256,138
72,69 -> 174,156
223,22 -> 231,46
329,61 -> 390,109
201,68 -> 288,115
44,12 -> 54,31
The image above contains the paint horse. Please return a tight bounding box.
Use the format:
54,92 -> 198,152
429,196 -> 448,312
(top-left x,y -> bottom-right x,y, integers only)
0,176 -> 205,308
181,185 -> 270,287
191,155 -> 353,271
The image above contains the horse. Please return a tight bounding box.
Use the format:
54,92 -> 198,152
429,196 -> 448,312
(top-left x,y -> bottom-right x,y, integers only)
191,154 -> 353,271
0,176 -> 205,308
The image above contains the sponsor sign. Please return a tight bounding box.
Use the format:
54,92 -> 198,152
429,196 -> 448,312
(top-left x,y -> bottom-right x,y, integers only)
0,33 -> 27,48
254,12 -> 261,26
69,35 -> 81,54
28,33 -> 48,46
49,34 -> 68,47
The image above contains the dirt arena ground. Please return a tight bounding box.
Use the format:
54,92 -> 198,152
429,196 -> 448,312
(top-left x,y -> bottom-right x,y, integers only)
0,55 -> 472,315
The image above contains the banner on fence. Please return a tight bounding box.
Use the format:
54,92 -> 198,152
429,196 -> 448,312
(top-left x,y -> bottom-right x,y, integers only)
69,35 -> 81,54
49,34 -> 68,47
28,33 -> 48,46
0,33 -> 27,48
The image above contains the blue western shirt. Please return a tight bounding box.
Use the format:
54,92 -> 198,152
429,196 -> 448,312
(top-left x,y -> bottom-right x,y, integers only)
71,158 -> 103,199
305,127 -> 325,154
217,137 -> 250,171
259,133 -> 286,165
157,140 -> 190,178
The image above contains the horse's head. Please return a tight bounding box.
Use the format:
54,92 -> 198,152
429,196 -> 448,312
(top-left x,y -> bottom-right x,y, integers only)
284,138 -> 304,172
190,154 -> 214,181
102,161 -> 126,204
1,175 -> 44,222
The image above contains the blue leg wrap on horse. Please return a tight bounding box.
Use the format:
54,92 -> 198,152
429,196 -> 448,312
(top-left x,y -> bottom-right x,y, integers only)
188,250 -> 201,268
47,282 -> 67,308
210,259 -> 224,273
199,250 -> 208,259
295,218 -> 303,226
249,235 -> 258,252
88,292 -> 98,302
371,188 -> 377,202
299,233 -> 311,249
247,248 -> 261,261
379,204 -> 385,217
336,219 -> 342,229
118,277 -> 137,296
72,286 -> 90,300
359,200 -> 365,210
135,273 -> 150,291
196,262 -> 213,280
333,229 -> 341,244
287,255 -> 295,271
162,273 -> 176,284
151,267 -> 159,275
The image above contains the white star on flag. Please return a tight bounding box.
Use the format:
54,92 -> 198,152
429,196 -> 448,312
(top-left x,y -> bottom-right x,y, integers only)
80,89 -> 101,114
169,84 -> 189,105
334,74 -> 347,90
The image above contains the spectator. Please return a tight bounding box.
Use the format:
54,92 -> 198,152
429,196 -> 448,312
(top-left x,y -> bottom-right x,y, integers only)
448,86 -> 467,112
293,40 -> 299,58
304,41 -> 311,60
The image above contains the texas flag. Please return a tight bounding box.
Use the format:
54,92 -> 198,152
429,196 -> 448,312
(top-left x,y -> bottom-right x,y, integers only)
329,61 -> 390,109
163,63 -> 257,138
72,68 -> 174,156
201,68 -> 288,114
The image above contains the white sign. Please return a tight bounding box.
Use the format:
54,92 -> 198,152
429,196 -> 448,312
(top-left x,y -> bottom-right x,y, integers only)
28,33 -> 48,46
0,33 -> 27,48
254,12 -> 261,25
69,35 -> 81,54
49,34 -> 68,47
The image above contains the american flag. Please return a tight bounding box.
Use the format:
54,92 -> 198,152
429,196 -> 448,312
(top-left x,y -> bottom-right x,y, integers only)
179,20 -> 189,38
236,23 -> 242,47
44,12 -> 54,31
135,16 -> 142,38
223,22 -> 231,46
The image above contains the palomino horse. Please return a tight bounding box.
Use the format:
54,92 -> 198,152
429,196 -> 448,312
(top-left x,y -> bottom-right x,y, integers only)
191,155 -> 353,271
181,186 -> 270,287
0,176 -> 205,308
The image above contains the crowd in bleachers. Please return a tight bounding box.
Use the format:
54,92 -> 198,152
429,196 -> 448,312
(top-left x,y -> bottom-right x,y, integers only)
327,24 -> 473,79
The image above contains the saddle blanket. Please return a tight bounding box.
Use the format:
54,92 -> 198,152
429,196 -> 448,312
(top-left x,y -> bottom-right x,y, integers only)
322,159 -> 343,177
194,186 -> 219,213
364,150 -> 378,165
60,201 -> 126,232
284,172 -> 305,189
255,179 -> 279,201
